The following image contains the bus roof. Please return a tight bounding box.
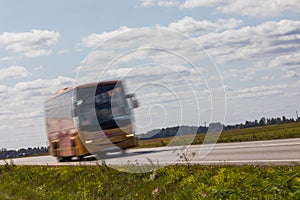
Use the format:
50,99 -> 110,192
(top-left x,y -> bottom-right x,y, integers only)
45,80 -> 122,103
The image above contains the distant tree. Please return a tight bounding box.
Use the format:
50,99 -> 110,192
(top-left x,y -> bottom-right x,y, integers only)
282,116 -> 286,123
245,121 -> 250,128
276,117 -> 282,124
270,118 -> 276,125
259,117 -> 266,126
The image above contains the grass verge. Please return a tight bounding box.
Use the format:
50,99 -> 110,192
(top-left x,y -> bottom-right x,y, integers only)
0,163 -> 299,199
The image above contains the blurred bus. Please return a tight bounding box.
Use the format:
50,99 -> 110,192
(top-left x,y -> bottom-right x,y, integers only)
45,81 -> 138,162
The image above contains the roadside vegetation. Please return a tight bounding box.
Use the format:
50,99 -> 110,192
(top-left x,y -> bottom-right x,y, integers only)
137,122 -> 300,148
0,162 -> 299,199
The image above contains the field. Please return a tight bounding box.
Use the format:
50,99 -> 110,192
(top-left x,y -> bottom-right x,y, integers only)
137,122 -> 300,148
0,163 -> 299,199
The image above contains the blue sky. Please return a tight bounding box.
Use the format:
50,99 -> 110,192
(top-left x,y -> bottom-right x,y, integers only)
0,0 -> 299,149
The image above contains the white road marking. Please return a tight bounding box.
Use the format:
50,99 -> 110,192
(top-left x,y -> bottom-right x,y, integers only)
196,142 -> 300,150
189,159 -> 300,164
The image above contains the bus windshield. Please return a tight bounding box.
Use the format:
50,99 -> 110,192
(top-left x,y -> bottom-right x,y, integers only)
75,83 -> 131,130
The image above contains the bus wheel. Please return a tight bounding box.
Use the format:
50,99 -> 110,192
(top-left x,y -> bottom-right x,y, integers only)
63,156 -> 72,162
57,156 -> 72,162
57,157 -> 64,162
78,155 -> 85,161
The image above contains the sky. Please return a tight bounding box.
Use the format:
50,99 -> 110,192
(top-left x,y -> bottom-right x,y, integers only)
0,0 -> 299,149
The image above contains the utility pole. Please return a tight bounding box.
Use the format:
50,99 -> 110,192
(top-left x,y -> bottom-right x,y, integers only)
296,111 -> 299,121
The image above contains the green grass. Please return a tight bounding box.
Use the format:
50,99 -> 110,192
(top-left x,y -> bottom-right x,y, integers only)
137,122 -> 300,148
1,123 -> 299,199
0,163 -> 299,199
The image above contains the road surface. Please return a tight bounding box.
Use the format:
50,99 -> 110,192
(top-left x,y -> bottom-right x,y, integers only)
1,138 -> 300,167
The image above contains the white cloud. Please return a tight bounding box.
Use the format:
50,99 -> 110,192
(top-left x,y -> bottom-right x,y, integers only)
0,30 -> 60,57
139,0 -> 300,17
139,0 -> 180,7
139,0 -> 155,7
0,110 -> 43,120
0,66 -> 31,80
222,65 -> 264,81
181,0 -> 300,17
82,26 -> 132,47
268,53 -> 300,69
261,76 -> 274,81
58,49 -> 69,55
0,56 -> 15,61
282,70 -> 300,78
228,80 -> 299,100
166,17 -> 243,37
82,19 -> 300,66
228,84 -> 287,99
0,76 -> 74,111
13,76 -> 75,96
196,19 -> 300,63
97,64 -> 203,83
0,84 -> 9,94
158,0 -> 180,7
81,17 -> 242,49
79,26 -> 212,85
181,0 -> 224,8
268,53 -> 300,79
0,76 -> 76,148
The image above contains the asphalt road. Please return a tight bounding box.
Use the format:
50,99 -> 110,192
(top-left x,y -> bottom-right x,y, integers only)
1,138 -> 300,167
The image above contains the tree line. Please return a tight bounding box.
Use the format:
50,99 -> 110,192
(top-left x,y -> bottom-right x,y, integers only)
0,146 -> 48,159
138,116 -> 300,140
